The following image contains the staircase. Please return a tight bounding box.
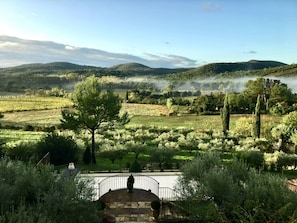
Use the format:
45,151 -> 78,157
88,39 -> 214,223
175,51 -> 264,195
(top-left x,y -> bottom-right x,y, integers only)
101,188 -> 158,222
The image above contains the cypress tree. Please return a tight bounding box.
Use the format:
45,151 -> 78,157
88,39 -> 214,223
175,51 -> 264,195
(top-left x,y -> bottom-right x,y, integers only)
253,94 -> 261,138
83,146 -> 91,165
221,93 -> 230,136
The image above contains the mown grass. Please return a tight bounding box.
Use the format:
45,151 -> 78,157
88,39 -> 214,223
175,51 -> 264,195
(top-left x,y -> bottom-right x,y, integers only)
0,96 -> 72,112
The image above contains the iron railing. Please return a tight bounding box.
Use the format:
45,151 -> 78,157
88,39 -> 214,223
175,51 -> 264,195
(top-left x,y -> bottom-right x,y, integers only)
159,187 -> 179,200
98,174 -> 159,197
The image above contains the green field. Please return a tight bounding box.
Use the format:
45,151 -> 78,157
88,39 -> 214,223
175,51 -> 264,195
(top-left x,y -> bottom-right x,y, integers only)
0,96 -> 72,112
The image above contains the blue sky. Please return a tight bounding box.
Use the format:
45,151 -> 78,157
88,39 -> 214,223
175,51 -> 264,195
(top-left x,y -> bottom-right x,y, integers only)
0,0 -> 296,68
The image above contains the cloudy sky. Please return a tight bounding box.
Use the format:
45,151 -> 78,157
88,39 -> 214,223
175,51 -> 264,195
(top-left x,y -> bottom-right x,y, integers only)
0,0 -> 296,68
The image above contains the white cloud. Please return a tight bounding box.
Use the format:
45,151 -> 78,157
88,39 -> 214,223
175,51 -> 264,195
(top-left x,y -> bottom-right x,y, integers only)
0,41 -> 19,48
144,53 -> 198,67
0,36 -> 198,68
65,45 -> 79,51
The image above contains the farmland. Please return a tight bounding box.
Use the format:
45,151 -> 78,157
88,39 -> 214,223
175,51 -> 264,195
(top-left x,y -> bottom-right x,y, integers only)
0,95 -> 282,143
0,94 -> 289,175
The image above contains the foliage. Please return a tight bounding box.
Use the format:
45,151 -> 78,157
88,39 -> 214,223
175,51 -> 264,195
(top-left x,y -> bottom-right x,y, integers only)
150,147 -> 176,171
0,158 -> 100,223
283,110 -> 297,128
100,144 -> 126,166
35,133 -> 79,166
232,117 -> 253,136
176,152 -> 297,222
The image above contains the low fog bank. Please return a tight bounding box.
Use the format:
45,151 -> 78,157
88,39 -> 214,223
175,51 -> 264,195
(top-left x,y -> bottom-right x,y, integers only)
125,76 -> 297,94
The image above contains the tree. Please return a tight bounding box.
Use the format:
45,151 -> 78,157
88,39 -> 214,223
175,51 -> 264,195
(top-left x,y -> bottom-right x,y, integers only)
283,110 -> 297,128
244,78 -> 265,99
150,147 -> 176,171
61,76 -> 127,164
269,82 -> 293,106
252,95 -> 261,138
220,93 -> 230,136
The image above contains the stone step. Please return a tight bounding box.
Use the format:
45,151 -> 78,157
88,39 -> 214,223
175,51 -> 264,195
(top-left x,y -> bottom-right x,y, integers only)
107,201 -> 151,209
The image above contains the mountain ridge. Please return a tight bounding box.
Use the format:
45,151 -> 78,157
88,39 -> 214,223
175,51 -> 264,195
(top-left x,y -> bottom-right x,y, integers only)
0,60 -> 295,78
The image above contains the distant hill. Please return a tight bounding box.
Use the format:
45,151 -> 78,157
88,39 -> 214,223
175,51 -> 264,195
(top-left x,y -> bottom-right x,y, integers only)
0,62 -> 190,77
0,62 -> 101,76
199,60 -> 286,73
166,60 -> 290,80
108,63 -> 189,76
110,63 -> 151,71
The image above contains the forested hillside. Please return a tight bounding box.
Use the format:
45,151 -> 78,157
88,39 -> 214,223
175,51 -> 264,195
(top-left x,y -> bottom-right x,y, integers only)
0,60 -> 296,94
165,60 -> 290,80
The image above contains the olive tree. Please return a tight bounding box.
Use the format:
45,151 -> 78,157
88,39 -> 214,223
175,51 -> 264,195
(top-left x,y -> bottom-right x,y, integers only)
175,152 -> 297,222
61,76 -> 128,164
0,158 -> 100,223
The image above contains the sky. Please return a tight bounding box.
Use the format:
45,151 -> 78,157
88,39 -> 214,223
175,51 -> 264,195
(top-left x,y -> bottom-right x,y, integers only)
0,0 -> 296,68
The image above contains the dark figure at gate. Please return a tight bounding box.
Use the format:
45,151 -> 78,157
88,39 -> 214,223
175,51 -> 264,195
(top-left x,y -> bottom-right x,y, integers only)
127,174 -> 134,193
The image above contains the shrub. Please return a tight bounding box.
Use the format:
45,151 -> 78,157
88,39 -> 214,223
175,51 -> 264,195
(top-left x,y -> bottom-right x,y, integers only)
233,117 -> 253,136
237,149 -> 264,170
95,199 -> 106,211
22,124 -> 34,131
4,142 -> 36,162
129,160 -> 142,172
151,200 -> 161,210
276,153 -> 297,171
35,133 -> 79,166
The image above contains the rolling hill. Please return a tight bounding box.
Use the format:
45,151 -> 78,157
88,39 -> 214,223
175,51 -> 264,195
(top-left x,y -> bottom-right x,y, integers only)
166,60 -> 289,80
1,60 -> 293,78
